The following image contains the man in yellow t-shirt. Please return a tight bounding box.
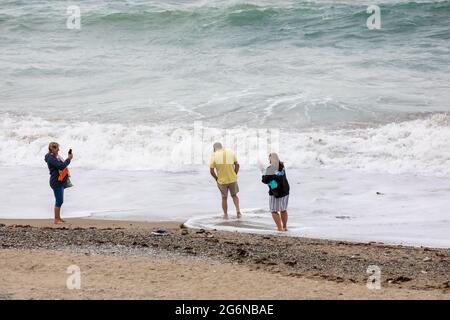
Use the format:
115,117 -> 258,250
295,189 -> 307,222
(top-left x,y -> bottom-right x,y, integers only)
209,142 -> 241,219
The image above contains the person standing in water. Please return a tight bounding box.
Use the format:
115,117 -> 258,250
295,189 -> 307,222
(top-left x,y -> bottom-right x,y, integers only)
44,142 -> 73,224
209,142 -> 241,219
262,153 -> 290,231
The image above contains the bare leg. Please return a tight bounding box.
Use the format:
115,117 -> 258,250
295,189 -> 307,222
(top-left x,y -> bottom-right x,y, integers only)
271,212 -> 283,231
54,207 -> 65,224
231,195 -> 241,218
222,197 -> 228,219
281,210 -> 288,231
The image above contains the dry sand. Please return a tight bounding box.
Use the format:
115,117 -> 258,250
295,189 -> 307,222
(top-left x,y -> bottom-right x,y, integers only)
0,218 -> 449,300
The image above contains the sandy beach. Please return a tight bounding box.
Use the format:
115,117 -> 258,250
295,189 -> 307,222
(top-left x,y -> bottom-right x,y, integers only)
2,0 -> 450,303
0,218 -> 448,300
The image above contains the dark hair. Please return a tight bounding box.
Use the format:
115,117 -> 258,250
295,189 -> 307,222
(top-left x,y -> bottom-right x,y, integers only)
279,161 -> 284,171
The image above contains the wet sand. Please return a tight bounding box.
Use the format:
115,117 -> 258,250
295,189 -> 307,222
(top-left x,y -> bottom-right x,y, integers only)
0,218 -> 449,299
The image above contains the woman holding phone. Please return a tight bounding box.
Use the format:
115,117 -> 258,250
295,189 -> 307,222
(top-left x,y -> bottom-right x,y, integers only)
44,142 -> 73,224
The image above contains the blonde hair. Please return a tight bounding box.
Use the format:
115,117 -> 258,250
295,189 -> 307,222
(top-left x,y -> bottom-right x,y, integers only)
269,153 -> 280,171
48,142 -> 59,153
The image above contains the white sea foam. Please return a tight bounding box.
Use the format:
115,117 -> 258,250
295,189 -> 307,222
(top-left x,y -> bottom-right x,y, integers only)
285,113 -> 450,177
1,0 -> 449,249
1,113 -> 449,177
1,166 -> 449,248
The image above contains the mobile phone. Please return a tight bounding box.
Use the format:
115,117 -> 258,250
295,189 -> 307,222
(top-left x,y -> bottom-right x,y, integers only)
69,149 -> 72,155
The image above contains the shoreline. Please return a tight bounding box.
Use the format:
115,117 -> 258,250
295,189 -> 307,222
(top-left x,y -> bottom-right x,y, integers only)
0,218 -> 181,230
1,217 -> 448,250
0,218 -> 449,299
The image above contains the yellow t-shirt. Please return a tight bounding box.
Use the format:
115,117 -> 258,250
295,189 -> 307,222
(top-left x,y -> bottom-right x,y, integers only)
210,149 -> 238,185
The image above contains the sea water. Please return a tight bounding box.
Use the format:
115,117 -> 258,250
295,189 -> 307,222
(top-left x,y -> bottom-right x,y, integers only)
1,0 -> 449,247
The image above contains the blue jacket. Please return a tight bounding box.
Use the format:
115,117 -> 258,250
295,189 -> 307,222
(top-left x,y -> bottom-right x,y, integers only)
44,153 -> 71,189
